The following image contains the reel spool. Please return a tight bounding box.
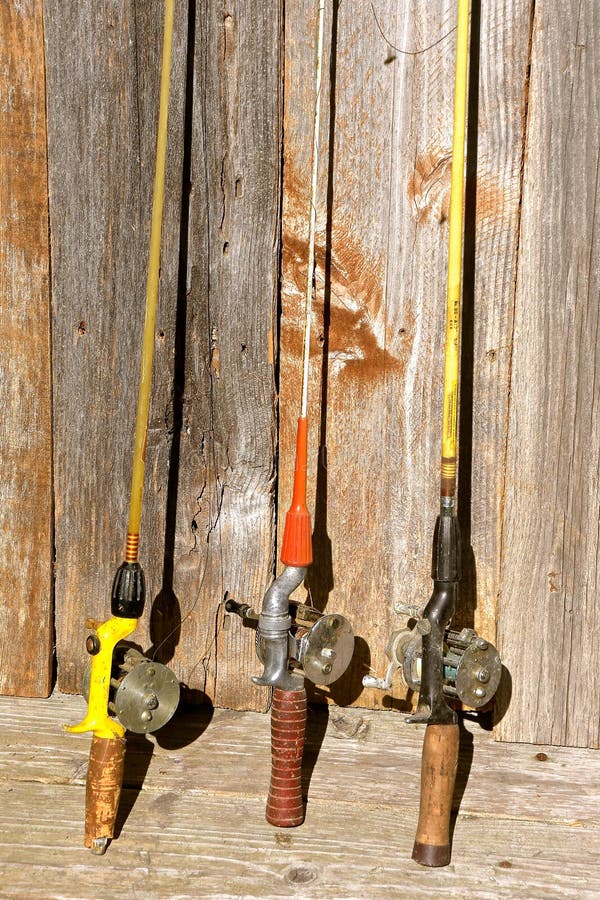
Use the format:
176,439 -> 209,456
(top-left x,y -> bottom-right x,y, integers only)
292,610 -> 354,686
397,625 -> 501,708
83,644 -> 180,733
253,603 -> 355,687
365,623 -> 501,709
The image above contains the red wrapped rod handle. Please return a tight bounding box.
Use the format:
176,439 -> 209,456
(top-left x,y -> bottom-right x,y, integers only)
266,687 -> 307,827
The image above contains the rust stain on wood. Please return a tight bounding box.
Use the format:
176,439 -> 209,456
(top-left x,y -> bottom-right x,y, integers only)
282,167 -> 405,386
408,150 -> 507,225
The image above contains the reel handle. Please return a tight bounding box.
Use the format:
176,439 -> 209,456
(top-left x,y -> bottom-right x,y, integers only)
412,723 -> 459,867
266,687 -> 306,828
84,735 -> 126,853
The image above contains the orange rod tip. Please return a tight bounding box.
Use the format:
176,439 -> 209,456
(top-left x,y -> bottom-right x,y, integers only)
280,507 -> 313,567
281,416 -> 312,566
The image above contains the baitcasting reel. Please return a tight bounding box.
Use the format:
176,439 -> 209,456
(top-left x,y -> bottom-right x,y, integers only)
225,597 -> 355,687
83,640 -> 180,734
364,608 -> 501,709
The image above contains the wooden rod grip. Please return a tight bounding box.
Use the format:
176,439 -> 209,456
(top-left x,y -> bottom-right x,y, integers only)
412,723 -> 459,867
266,687 -> 307,827
84,735 -> 126,850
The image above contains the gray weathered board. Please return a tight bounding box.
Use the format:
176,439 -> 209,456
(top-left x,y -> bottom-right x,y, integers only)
45,1 -> 281,709
496,0 -> 600,747
11,0 -> 600,747
278,0 -> 533,710
1,694 -> 600,899
0,0 -> 53,696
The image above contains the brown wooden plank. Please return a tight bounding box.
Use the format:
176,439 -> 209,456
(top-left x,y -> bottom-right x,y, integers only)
0,696 -> 600,899
45,2 -> 280,708
496,0 -> 600,747
279,2 -> 532,708
0,1 -> 53,695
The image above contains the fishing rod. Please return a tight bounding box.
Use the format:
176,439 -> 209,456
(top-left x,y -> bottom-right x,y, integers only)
226,0 -> 353,829
363,0 -> 501,866
65,0 -> 180,854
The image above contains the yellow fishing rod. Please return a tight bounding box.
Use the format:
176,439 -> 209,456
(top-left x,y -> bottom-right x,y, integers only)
66,0 -> 179,854
407,0 -> 471,868
364,0 -> 501,867
440,0 -> 469,506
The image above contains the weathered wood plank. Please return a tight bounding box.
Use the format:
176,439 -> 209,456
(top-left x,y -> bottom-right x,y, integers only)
44,0 -> 187,693
0,695 -> 597,829
169,0 -> 282,709
0,1 -> 53,695
496,0 -> 600,747
1,782 -> 598,900
45,2 -> 280,708
0,695 -> 599,899
279,2 -> 531,707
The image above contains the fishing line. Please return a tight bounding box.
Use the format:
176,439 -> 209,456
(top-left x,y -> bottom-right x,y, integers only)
370,1 -> 457,58
300,0 -> 326,418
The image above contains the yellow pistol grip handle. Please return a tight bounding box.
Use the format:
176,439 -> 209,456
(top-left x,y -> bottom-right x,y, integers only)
65,616 -> 137,739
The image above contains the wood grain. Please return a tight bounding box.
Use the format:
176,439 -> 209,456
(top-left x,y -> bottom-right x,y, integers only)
0,1 -> 53,696
168,0 -> 282,711
496,0 -> 600,747
279,1 -> 532,708
45,1 -> 281,709
1,694 -> 600,899
413,722 -> 459,866
45,0 -> 186,694
84,734 -> 125,847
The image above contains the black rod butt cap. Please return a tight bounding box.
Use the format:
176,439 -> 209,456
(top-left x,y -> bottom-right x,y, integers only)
111,562 -> 145,618
412,841 -> 451,867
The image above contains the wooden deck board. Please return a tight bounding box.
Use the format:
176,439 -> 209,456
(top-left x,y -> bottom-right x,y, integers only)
0,694 -> 598,899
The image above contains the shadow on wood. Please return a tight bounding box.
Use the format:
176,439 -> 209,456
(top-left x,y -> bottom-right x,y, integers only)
148,0 -> 197,670
302,702 -> 330,816
115,698 -> 214,838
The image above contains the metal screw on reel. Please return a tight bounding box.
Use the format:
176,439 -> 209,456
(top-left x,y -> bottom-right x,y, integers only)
443,628 -> 502,708
255,610 -> 355,687
295,613 -> 355,686
363,615 -> 502,709
82,645 -> 180,734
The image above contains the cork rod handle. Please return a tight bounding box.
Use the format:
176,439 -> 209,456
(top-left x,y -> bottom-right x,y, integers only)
84,735 -> 126,851
412,723 -> 460,867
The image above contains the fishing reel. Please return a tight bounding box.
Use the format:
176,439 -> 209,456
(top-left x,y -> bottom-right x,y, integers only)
364,607 -> 501,709
83,639 -> 180,734
225,597 -> 355,687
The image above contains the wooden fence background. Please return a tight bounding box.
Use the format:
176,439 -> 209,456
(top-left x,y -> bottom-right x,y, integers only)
0,0 -> 598,748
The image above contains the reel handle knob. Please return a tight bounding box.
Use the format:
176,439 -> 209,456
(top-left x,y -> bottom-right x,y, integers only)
362,674 -> 390,690
266,687 -> 307,828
